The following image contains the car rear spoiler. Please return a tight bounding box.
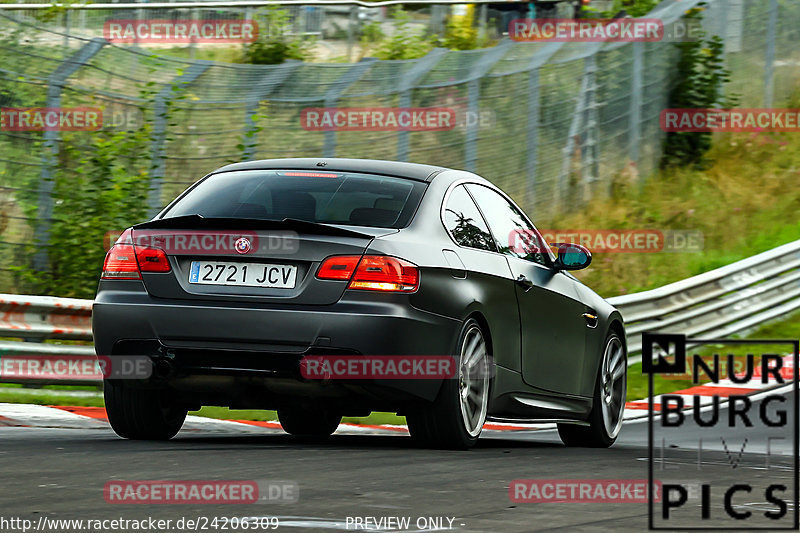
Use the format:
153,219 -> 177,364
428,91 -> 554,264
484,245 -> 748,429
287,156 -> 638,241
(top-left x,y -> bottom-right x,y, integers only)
134,215 -> 388,239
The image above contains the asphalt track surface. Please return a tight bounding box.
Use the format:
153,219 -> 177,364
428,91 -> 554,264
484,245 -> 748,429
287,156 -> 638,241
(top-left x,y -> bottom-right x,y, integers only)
0,385 -> 796,533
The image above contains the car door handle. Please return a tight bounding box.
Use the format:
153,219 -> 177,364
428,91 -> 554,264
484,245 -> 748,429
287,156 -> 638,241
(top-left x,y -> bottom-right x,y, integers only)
515,274 -> 534,292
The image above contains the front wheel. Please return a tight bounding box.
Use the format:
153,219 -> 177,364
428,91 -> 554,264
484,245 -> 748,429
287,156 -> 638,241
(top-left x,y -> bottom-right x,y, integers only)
406,319 -> 491,450
558,331 -> 626,448
104,380 -> 187,440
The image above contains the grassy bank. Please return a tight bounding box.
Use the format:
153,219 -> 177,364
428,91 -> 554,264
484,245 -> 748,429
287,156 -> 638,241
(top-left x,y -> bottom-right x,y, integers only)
556,129 -> 800,297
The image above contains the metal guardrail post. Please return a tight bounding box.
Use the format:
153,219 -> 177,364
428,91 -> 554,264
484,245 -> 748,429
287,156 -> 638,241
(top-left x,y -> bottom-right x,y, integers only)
763,0 -> 778,108
147,62 -> 211,217
243,61 -> 302,160
396,48 -> 446,162
464,39 -> 512,173
322,58 -> 377,158
33,38 -> 106,272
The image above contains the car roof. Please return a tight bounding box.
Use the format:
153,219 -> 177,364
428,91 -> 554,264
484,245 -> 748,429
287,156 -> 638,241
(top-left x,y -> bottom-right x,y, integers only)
212,158 -> 449,182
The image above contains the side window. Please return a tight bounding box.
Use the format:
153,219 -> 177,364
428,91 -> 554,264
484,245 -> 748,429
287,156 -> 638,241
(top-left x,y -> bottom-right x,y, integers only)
443,185 -> 496,252
465,184 -> 549,266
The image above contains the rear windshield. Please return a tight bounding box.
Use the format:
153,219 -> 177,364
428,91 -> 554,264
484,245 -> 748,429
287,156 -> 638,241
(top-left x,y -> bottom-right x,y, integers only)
162,170 -> 427,228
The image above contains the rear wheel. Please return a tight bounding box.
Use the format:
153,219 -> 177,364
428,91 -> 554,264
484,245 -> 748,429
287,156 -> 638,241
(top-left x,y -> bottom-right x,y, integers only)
558,331 -> 626,448
277,405 -> 341,437
104,380 -> 187,440
406,319 -> 491,450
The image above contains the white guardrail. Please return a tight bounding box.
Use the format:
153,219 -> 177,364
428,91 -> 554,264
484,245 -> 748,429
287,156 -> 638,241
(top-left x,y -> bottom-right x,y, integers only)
1,238 -> 799,384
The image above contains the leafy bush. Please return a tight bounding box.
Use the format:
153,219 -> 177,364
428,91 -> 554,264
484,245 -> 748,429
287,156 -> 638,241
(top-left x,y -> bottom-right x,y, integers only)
584,0 -> 660,17
372,7 -> 434,60
12,74 -> 190,298
661,7 -> 738,169
440,9 -> 492,51
242,6 -> 315,65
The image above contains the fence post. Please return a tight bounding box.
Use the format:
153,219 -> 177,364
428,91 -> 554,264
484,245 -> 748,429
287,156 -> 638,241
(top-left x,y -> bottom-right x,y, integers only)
147,63 -> 211,217
478,4 -> 487,42
396,48 -> 446,162
322,58 -> 378,158
629,41 -> 643,168
430,4 -> 445,35
346,6 -> 357,62
525,67 -> 540,210
557,67 -> 589,209
189,9 -> 199,60
580,53 -> 599,204
764,0 -> 778,107
33,38 -> 106,272
63,10 -> 70,50
243,61 -> 302,160
464,39 -> 512,173
523,42 -> 563,212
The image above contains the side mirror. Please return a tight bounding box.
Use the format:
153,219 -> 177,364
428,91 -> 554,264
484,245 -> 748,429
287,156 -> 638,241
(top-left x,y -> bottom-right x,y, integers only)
552,243 -> 592,271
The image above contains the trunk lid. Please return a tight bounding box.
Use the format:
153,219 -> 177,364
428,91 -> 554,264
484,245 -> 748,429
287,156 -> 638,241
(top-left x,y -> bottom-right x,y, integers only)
132,216 -> 396,305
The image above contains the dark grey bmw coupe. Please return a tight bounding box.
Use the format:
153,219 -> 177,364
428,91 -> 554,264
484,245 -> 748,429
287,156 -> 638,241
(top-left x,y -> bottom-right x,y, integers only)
93,158 -> 627,449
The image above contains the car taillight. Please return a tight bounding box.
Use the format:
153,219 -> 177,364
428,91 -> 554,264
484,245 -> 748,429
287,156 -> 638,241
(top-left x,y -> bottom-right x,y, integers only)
350,256 -> 419,292
316,256 -> 361,281
135,247 -> 171,273
101,228 -> 171,279
102,244 -> 141,280
316,255 -> 419,292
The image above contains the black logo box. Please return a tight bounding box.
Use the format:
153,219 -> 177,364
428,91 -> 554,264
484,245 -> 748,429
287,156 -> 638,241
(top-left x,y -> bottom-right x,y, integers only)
642,332 -> 799,530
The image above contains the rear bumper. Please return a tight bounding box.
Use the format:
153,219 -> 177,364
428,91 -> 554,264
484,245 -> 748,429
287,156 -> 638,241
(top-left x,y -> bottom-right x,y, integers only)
92,283 -> 461,405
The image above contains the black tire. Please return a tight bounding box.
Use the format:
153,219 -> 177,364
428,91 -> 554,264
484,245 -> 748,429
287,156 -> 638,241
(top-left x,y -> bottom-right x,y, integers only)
104,380 -> 187,440
277,405 -> 341,437
558,331 -> 626,448
406,318 -> 491,450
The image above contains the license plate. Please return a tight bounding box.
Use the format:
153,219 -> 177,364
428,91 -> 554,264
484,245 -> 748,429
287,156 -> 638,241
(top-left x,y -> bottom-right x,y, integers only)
189,261 -> 297,288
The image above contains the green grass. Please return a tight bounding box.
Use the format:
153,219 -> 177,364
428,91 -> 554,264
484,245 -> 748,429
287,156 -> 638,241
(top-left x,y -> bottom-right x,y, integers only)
0,385 -> 103,407
554,128 -> 800,298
